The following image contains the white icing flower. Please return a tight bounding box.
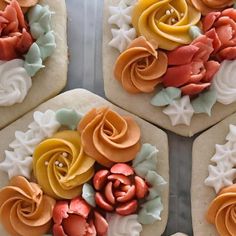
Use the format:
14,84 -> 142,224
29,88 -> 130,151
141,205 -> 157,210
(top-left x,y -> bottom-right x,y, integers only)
28,110 -> 60,138
212,60 -> 236,105
226,124 -> 236,143
109,27 -> 136,52
122,0 -> 137,6
163,96 -> 194,126
9,130 -> 43,156
107,214 -> 142,236
108,2 -> 133,28
0,151 -> 32,179
204,164 -> 236,193
0,59 -> 32,107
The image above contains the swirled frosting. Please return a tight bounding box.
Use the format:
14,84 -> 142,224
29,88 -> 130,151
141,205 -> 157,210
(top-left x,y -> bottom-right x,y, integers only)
206,184 -> 236,236
0,176 -> 55,236
0,59 -> 32,107
189,0 -> 233,15
114,36 -> 167,93
78,107 -> 141,167
0,0 -> 39,10
107,214 -> 142,236
212,60 -> 236,105
33,130 -> 95,199
132,0 -> 201,50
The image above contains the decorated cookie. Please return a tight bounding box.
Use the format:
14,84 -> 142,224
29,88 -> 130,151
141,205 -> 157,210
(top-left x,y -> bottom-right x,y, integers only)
103,0 -> 236,136
0,89 -> 169,236
192,112 -> 236,235
0,0 -> 67,129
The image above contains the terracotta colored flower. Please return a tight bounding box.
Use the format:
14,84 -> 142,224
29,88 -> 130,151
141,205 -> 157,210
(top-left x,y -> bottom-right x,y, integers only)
78,107 -> 141,167
53,197 -> 108,236
0,0 -> 33,60
203,8 -> 236,61
114,36 -> 167,93
93,163 -> 149,216
0,176 -> 55,236
162,35 -> 220,96
0,0 -> 38,12
206,184 -> 236,236
189,0 -> 233,15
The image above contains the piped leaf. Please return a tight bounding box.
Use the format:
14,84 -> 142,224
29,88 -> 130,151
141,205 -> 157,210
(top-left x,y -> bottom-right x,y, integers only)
151,87 -> 181,107
189,26 -> 202,40
191,89 -> 217,116
82,183 -> 96,207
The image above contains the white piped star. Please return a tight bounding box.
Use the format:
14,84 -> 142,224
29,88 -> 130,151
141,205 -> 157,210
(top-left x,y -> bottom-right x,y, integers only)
122,0 -> 137,6
163,96 -> 194,126
204,164 -> 236,193
0,151 -> 32,179
226,124 -> 236,143
108,2 -> 133,28
109,27 -> 136,52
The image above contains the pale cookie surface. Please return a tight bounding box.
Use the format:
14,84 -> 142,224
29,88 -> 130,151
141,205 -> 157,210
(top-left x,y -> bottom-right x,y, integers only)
192,113 -> 236,235
103,0 -> 236,137
0,89 -> 169,236
0,0 -> 68,129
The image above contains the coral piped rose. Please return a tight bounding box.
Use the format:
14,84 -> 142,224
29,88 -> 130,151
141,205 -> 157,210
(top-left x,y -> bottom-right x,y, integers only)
78,107 -> 141,167
0,176 -> 55,236
33,130 -> 95,199
162,35 -> 220,96
0,0 -> 33,60
203,8 -> 236,61
114,36 -> 167,94
93,163 -> 149,216
206,184 -> 236,236
132,0 -> 201,50
53,197 -> 108,236
189,0 -> 233,15
0,0 -> 38,11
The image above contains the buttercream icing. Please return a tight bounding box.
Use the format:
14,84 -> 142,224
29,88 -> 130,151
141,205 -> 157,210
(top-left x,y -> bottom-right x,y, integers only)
0,0 -> 39,10
107,214 -> 142,236
163,96 -> 194,126
82,183 -> 96,207
0,176 -> 55,236
33,130 -> 95,199
78,107 -> 141,167
189,26 -> 202,40
123,0 -> 137,6
0,151 -> 32,179
109,27 -> 136,52
206,184 -> 236,236
226,124 -> 236,143
132,0 -> 201,50
114,36 -> 167,93
190,0 -> 233,15
212,60 -> 236,105
0,59 -> 32,107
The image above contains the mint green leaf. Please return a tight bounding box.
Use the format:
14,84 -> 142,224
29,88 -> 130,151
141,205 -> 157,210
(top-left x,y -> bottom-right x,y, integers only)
82,183 -> 96,207
138,197 -> 163,224
56,108 -> 83,130
151,87 -> 181,107
189,26 -> 202,40
191,89 -> 217,116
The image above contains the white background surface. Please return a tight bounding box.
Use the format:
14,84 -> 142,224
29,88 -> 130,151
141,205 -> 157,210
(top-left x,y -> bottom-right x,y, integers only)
66,0 -> 195,235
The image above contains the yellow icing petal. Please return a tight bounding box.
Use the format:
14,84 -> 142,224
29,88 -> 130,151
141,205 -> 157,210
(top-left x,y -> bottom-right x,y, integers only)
33,130 -> 95,199
132,0 -> 201,50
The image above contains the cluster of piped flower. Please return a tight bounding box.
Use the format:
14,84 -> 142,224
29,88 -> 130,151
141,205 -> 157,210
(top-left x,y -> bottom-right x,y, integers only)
0,107 -> 166,236
204,124 -> 236,236
0,0 -> 56,107
109,0 -> 236,126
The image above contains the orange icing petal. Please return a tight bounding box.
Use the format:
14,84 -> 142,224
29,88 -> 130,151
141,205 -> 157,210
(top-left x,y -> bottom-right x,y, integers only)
4,0 -> 38,8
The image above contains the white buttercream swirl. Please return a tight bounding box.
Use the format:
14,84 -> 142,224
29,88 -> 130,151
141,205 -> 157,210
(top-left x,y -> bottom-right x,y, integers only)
212,60 -> 236,105
107,214 -> 142,236
0,59 -> 32,107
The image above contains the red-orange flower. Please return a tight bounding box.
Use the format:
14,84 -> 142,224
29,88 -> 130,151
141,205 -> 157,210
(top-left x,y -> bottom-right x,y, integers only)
0,0 -> 33,60
93,163 -> 149,216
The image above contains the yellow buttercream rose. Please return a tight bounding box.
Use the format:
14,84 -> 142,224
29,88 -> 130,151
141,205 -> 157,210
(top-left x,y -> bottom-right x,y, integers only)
33,130 -> 95,199
132,0 -> 201,50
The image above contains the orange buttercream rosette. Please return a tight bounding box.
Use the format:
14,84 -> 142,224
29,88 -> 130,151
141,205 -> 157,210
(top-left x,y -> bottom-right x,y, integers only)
0,176 -> 55,236
114,36 -> 168,94
189,0 -> 233,15
78,107 -> 141,167
0,0 -> 38,11
206,184 -> 236,236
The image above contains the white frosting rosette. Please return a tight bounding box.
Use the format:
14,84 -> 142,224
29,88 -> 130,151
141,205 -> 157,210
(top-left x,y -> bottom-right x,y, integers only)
0,59 -> 32,106
212,60 -> 236,105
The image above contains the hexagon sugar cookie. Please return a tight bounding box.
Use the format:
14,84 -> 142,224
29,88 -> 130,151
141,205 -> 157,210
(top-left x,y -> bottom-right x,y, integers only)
0,0 -> 68,129
0,89 -> 169,236
192,112 -> 236,235
103,0 -> 236,137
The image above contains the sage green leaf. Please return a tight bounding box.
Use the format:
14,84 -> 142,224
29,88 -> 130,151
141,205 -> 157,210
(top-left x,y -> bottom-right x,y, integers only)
82,183 -> 96,207
151,87 -> 181,107
189,26 -> 202,40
